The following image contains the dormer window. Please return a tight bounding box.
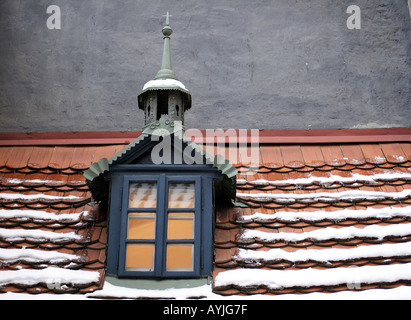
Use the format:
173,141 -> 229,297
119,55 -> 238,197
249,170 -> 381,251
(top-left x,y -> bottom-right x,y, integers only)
118,175 -> 202,277
83,13 -> 237,284
96,152 -> 231,279
84,120 -> 236,280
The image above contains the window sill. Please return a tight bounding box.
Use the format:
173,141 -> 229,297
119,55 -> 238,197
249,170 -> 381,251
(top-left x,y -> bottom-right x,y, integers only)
104,275 -> 211,290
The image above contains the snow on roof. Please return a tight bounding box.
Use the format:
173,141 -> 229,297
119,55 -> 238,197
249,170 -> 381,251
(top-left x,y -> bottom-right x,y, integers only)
236,241 -> 411,264
236,189 -> 411,203
0,248 -> 83,265
0,268 -> 100,290
214,263 -> 411,291
2,282 -> 411,300
0,209 -> 84,222
1,137 -> 411,298
0,228 -> 83,243
239,207 -> 411,223
238,171 -> 411,187
0,193 -> 84,201
142,78 -> 187,91
86,280 -> 411,300
239,223 -> 411,243
214,141 -> 411,296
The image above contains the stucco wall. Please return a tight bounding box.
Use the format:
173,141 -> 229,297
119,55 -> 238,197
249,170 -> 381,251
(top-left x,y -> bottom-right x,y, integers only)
0,0 -> 410,132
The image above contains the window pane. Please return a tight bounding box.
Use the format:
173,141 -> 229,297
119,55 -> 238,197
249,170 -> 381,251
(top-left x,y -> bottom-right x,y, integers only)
129,182 -> 157,208
166,244 -> 193,271
128,212 -> 156,239
168,182 -> 195,208
126,244 -> 154,271
167,212 -> 194,239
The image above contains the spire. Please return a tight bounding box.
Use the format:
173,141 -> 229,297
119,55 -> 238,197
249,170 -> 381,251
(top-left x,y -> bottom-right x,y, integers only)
155,12 -> 178,80
138,12 -> 191,125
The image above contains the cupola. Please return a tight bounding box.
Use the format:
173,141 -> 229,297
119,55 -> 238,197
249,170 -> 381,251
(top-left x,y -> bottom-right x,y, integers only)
138,12 -> 191,125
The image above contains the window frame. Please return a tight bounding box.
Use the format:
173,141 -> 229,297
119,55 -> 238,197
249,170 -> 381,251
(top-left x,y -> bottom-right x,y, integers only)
105,165 -> 220,279
119,175 -> 159,277
117,173 -> 203,278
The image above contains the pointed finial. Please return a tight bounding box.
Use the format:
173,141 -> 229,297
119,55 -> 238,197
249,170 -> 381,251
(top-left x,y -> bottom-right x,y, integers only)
155,12 -> 177,80
164,12 -> 171,26
162,12 -> 173,38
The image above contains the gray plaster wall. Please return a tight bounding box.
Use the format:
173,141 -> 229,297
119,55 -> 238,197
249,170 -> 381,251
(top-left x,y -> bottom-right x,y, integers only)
0,0 -> 410,132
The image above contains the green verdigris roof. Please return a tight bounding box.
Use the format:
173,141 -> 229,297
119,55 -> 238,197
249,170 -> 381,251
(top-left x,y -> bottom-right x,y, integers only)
83,118 -> 237,184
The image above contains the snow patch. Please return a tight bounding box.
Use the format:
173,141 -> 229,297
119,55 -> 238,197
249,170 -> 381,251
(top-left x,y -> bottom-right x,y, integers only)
214,263 -> 411,290
0,193 -> 84,201
87,282 -> 212,300
4,178 -> 71,186
239,207 -> 411,223
240,223 -> 411,243
2,282 -> 411,300
236,242 -> 411,264
236,189 -> 411,202
0,268 -> 99,288
0,209 -> 84,222
143,79 -> 187,91
0,248 -> 82,265
241,171 -> 411,187
393,155 -> 406,162
0,228 -> 82,243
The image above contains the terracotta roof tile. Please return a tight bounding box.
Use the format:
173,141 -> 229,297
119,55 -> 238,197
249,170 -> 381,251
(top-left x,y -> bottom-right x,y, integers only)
27,147 -> 55,170
360,143 -> 387,164
399,143 -> 411,161
6,147 -> 34,170
0,145 -> 116,295
0,147 -> 13,169
260,145 -> 284,169
281,145 -> 305,169
48,147 -> 75,170
70,146 -> 97,170
91,145 -> 118,164
381,143 -> 408,164
226,145 -> 241,167
214,141 -> 411,296
1,133 -> 411,298
320,145 -> 346,167
340,144 -> 366,166
300,145 -> 326,168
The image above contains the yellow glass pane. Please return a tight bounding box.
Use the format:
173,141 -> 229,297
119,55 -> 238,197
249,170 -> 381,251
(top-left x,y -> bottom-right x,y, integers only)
126,244 -> 154,270
128,212 -> 156,239
129,182 -> 157,208
167,212 -> 194,239
169,212 -> 193,217
168,182 -> 195,208
166,244 -> 193,271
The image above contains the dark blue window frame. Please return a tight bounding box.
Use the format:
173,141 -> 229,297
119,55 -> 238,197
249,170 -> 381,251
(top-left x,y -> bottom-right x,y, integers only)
118,174 -> 201,277
105,165 -> 219,279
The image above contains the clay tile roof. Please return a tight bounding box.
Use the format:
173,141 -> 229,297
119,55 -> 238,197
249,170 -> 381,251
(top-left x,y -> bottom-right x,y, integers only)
0,143 -> 121,295
213,135 -> 411,296
1,128 -> 411,298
